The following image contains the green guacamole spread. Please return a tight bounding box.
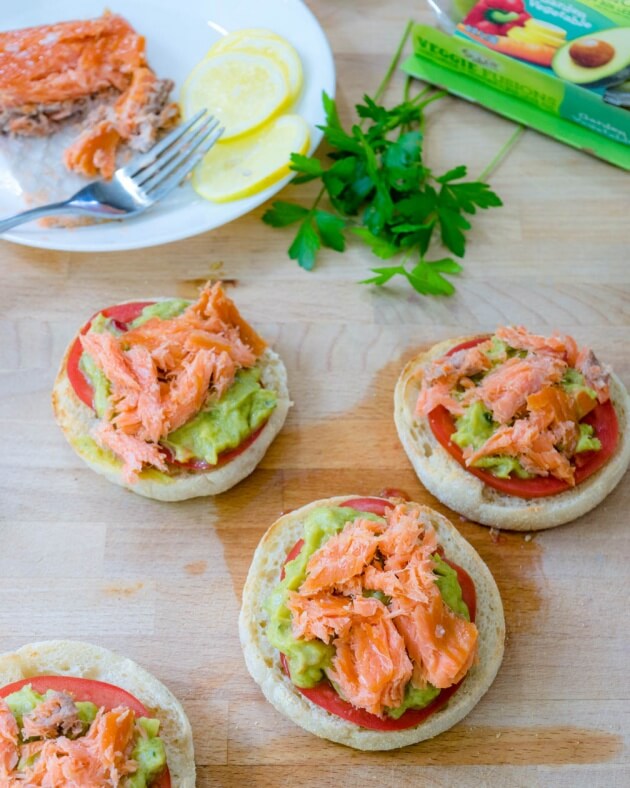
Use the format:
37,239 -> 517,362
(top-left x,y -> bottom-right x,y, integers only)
162,367 -> 276,465
4,685 -> 166,785
264,506 -> 470,718
78,300 -> 276,467
129,299 -> 190,328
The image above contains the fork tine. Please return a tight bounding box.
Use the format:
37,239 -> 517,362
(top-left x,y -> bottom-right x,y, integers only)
139,117 -> 221,192
146,125 -> 224,202
122,109 -> 207,178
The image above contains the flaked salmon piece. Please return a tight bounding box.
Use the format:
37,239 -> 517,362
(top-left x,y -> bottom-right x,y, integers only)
93,422 -> 168,483
416,343 -> 493,417
0,699 -> 19,777
393,585 -> 478,689
378,503 -> 437,571
391,551 -> 439,607
64,120 -> 121,179
549,420 -> 579,456
288,593 -> 354,642
84,707 -> 136,772
111,345 -> 162,443
161,349 -> 221,434
576,348 -> 610,403
115,67 -> 161,139
7,707 -> 139,786
464,354 -> 567,424
362,564 -> 404,598
81,331 -> 139,394
465,411 -> 575,485
193,283 -> 268,357
299,518 -> 384,595
495,326 -> 568,358
416,380 -> 464,418
64,67 -> 179,179
327,598 -> 413,716
22,692 -> 83,740
423,343 -> 493,387
527,385 -> 597,426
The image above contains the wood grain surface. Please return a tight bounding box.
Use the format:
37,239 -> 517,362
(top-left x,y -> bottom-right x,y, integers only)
1,1 -> 629,786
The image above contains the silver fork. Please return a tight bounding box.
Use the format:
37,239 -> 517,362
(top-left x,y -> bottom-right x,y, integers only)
0,109 -> 223,232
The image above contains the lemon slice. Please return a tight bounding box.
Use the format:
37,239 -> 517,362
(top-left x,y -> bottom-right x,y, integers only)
181,51 -> 290,140
192,114 -> 310,202
209,30 -> 303,101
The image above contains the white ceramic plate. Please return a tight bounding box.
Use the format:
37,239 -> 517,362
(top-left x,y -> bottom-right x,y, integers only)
0,0 -> 335,251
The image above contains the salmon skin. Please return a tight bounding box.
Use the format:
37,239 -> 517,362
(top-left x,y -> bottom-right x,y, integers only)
79,282 -> 267,483
0,692 -> 156,786
287,503 -> 478,717
416,326 -> 611,485
0,12 -> 179,178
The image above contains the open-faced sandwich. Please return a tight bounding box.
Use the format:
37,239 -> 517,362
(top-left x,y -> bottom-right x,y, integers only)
0,640 -> 194,786
52,281 -> 290,501
240,495 -> 504,750
395,326 -> 630,530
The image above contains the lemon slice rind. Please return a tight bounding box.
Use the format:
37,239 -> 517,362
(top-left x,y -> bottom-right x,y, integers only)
192,114 -> 310,203
181,51 -> 290,141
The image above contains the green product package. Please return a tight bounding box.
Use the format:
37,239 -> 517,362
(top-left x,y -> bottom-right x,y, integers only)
403,0 -> 630,168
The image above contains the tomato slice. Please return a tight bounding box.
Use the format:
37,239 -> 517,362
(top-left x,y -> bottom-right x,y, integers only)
339,497 -> 393,516
66,301 -> 155,410
427,337 -> 620,499
0,675 -> 171,787
65,300 -> 267,473
279,499 -> 476,731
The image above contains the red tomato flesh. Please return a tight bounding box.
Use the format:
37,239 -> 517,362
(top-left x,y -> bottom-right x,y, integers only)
427,337 -> 619,499
65,300 -> 267,472
0,675 -> 171,787
279,498 -> 476,731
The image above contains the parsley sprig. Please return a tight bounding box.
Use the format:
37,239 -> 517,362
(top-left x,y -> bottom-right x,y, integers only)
262,24 -> 505,297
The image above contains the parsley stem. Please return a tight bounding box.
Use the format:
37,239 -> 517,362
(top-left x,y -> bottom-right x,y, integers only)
403,75 -> 412,104
310,184 -> 326,212
478,124 -> 525,182
373,20 -> 414,104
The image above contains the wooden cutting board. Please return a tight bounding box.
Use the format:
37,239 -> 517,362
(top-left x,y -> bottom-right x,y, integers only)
0,1 -> 628,785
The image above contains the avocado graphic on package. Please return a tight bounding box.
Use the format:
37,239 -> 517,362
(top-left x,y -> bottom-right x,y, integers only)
553,28 -> 630,84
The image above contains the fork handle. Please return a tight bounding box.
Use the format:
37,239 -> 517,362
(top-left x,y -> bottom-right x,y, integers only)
0,201 -> 73,233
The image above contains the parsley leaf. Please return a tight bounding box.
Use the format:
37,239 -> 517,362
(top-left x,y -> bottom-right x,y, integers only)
288,219 -> 321,271
263,201 -> 309,227
261,26 -> 504,297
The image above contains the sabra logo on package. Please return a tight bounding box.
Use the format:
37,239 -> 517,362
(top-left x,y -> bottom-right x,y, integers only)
461,46 -> 502,69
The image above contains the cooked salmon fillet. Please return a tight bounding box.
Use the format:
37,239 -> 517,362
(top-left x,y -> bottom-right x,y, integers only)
0,12 -> 179,179
416,326 -> 611,484
0,696 -> 142,786
286,504 -> 478,717
80,283 -> 266,483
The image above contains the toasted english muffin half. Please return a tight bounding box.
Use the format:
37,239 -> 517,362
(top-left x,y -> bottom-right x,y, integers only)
52,297 -> 291,502
0,639 -> 195,786
394,336 -> 630,531
239,495 -> 505,750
